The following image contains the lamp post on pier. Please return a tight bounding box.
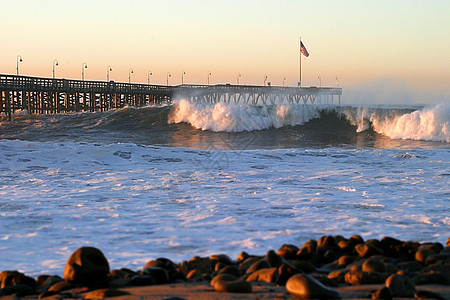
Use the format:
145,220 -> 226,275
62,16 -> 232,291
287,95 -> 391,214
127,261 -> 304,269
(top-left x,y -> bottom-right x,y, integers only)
181,70 -> 186,85
207,72 -> 212,85
16,55 -> 23,76
107,66 -> 113,81
283,77 -> 286,87
237,73 -> 241,85
318,76 -> 321,87
264,75 -> 268,86
82,63 -> 88,81
52,59 -> 59,79
167,73 -> 171,86
336,76 -> 339,88
128,68 -> 134,84
147,71 -> 153,85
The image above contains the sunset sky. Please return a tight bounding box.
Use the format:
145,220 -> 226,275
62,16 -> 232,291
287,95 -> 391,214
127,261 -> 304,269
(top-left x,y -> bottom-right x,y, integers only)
1,0 -> 449,102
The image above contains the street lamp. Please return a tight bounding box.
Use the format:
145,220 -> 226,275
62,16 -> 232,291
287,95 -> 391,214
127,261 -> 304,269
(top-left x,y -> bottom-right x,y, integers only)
237,73 -> 241,85
207,72 -> 212,85
128,68 -> 134,84
336,76 -> 339,88
283,77 -> 286,87
318,76 -> 321,87
264,75 -> 268,86
52,59 -> 59,79
181,70 -> 186,85
167,73 -> 171,86
148,71 -> 153,85
107,66 -> 113,81
82,63 -> 88,81
16,55 -> 23,76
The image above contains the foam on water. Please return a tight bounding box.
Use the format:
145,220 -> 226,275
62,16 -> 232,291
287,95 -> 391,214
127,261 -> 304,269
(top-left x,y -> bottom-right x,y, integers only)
0,139 -> 448,276
168,100 -> 450,143
168,99 -> 322,132
340,103 -> 450,142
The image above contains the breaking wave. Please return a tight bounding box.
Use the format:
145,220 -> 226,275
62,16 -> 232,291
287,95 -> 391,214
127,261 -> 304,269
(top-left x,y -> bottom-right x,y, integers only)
167,99 -> 322,132
168,100 -> 449,143
340,103 -> 449,143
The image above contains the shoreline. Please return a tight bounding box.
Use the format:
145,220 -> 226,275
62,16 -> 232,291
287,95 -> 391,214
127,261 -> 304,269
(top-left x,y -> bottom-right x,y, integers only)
1,235 -> 449,299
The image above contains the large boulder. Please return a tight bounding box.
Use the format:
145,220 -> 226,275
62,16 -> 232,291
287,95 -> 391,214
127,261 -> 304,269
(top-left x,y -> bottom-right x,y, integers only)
385,274 -> 415,298
63,247 -> 110,285
286,274 -> 341,299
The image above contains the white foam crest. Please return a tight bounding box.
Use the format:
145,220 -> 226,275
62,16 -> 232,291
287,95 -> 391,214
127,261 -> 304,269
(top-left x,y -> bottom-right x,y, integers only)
168,99 -> 322,132
342,104 -> 450,142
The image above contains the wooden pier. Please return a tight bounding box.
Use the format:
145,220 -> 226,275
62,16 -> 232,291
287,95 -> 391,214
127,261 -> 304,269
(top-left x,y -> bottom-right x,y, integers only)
0,74 -> 342,120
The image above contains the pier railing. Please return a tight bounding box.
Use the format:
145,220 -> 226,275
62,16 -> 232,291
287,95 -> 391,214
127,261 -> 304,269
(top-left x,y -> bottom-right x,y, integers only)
0,74 -> 342,120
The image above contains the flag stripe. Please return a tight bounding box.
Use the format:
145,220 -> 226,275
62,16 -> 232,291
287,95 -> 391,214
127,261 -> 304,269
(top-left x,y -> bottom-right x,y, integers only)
300,41 -> 309,57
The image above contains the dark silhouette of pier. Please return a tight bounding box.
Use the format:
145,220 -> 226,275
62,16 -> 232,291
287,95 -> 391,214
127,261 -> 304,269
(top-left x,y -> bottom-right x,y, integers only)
0,74 -> 342,120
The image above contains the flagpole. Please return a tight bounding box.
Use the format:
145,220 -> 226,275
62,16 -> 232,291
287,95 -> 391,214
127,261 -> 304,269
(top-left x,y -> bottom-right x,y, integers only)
299,37 -> 302,87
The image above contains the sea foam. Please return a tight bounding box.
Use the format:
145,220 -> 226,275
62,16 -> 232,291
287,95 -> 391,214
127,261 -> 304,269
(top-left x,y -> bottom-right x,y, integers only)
341,103 -> 450,143
168,99 -> 322,132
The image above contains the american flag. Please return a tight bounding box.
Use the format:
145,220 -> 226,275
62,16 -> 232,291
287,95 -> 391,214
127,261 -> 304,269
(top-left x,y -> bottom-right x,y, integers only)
300,41 -> 309,57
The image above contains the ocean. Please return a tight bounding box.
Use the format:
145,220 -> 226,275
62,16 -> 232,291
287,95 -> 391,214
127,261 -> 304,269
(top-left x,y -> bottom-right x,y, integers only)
0,100 -> 449,276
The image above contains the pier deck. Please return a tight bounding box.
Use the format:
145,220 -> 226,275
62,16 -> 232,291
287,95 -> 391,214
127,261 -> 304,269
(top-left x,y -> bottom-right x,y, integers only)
0,74 -> 342,120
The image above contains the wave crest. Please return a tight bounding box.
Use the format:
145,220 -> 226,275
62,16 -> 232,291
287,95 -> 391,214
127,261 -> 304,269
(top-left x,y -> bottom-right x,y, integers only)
341,104 -> 449,143
168,99 -> 322,132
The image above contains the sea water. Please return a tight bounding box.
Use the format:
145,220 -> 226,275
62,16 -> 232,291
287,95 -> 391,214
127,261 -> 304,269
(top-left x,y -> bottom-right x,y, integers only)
0,101 -> 449,276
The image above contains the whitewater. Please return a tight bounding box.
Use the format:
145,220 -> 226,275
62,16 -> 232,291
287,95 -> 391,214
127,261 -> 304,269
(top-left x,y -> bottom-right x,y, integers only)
0,101 -> 449,276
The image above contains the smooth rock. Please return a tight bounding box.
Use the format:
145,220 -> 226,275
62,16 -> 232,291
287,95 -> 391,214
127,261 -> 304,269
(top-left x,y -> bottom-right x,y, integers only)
264,250 -> 284,267
277,244 -> 299,260
179,257 -> 212,275
246,267 -> 278,283
236,251 -> 249,262
290,260 -> 316,273
108,277 -> 133,288
47,280 -> 72,292
328,270 -> 347,284
337,255 -> 355,266
277,263 -> 302,286
0,284 -> 34,297
0,271 -> 24,289
143,258 -> 177,272
210,274 -> 238,287
63,246 -> 110,284
424,252 -> 450,265
362,258 -> 386,273
130,274 -> 155,286
297,240 -> 317,258
371,286 -> 393,299
84,288 -> 130,299
214,279 -> 252,293
210,254 -> 233,265
286,274 -> 341,299
245,259 -> 271,274
345,271 -> 387,285
355,243 -> 383,258
218,265 -> 240,277
385,273 -> 416,298
142,267 -> 169,284
415,248 -> 436,263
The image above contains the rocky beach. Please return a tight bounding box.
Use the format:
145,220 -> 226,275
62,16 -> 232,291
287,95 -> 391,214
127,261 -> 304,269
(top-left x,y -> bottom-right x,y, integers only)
1,235 -> 449,299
